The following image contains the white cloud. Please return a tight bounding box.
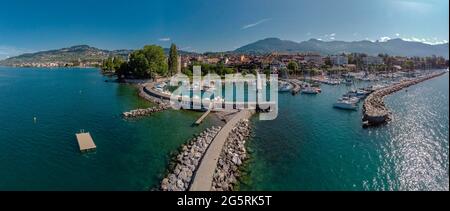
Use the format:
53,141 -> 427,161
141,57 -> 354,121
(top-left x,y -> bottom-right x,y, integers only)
180,46 -> 192,51
324,33 -> 336,40
401,36 -> 449,45
380,36 -> 391,42
158,38 -> 171,42
242,18 -> 272,30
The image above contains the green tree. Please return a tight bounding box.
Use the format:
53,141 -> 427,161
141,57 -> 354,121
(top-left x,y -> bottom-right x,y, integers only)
128,52 -> 150,78
168,44 -> 178,76
403,60 -> 414,72
287,61 -> 299,75
116,62 -> 129,79
102,57 -> 114,71
113,57 -> 124,71
181,67 -> 193,77
324,57 -> 332,67
223,67 -> 235,75
263,68 -> 271,77
142,45 -> 168,76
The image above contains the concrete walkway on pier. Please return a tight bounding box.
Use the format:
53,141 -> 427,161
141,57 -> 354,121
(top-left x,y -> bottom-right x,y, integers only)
189,109 -> 254,191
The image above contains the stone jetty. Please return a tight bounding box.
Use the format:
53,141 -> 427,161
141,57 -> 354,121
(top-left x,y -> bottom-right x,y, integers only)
363,71 -> 446,128
122,104 -> 170,118
189,110 -> 253,191
160,126 -> 222,191
211,119 -> 251,191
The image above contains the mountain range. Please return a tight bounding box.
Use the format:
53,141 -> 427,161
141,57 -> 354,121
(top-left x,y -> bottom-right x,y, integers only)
234,38 -> 449,58
1,38 -> 448,66
0,45 -> 196,66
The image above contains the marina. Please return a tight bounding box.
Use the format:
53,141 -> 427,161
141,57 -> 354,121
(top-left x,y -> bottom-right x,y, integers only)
0,0 -> 448,195
0,67 -> 448,191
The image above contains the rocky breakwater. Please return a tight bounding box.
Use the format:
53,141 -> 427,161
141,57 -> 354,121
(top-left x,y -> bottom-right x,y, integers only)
122,104 -> 170,118
211,119 -> 251,191
363,71 -> 446,128
160,126 -> 222,191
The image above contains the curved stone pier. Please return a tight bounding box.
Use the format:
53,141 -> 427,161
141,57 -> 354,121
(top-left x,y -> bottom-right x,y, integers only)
189,109 -> 254,191
211,119 -> 251,191
160,126 -> 222,191
363,71 -> 446,127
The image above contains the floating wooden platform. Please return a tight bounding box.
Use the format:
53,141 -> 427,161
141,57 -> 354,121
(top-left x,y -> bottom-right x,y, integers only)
75,132 -> 96,152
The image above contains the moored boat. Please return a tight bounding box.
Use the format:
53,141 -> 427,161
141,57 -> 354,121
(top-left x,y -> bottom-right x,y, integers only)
333,100 -> 357,110
301,87 -> 320,94
279,82 -> 293,92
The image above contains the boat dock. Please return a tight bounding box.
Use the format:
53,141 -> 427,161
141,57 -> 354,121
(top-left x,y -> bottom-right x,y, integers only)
195,109 -> 211,125
194,104 -> 214,125
75,132 -> 96,152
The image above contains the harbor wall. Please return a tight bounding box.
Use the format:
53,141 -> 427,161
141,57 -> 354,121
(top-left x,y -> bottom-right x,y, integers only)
363,71 -> 446,127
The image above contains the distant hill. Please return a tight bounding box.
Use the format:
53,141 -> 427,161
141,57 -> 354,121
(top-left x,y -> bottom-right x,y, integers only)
0,45 -> 131,66
0,45 -> 196,66
234,38 -> 449,58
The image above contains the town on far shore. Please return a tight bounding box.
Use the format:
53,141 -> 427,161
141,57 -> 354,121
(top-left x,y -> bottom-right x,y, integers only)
4,44 -> 448,81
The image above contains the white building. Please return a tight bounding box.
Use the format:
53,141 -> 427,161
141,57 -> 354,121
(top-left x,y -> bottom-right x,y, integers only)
330,55 -> 348,66
363,56 -> 384,65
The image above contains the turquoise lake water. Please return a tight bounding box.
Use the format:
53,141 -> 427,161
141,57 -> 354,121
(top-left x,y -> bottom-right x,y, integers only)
241,72 -> 449,191
0,67 -> 448,191
0,67 -> 217,190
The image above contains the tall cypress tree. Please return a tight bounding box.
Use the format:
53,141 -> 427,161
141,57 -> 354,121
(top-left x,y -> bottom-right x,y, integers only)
168,43 -> 178,76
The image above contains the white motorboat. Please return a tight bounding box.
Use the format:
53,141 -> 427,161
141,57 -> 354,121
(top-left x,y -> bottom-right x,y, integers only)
339,96 -> 360,104
333,100 -> 357,110
301,87 -> 319,94
343,79 -> 353,86
279,82 -> 293,92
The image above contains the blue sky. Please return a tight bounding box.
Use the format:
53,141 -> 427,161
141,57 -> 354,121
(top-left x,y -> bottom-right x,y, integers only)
0,0 -> 448,59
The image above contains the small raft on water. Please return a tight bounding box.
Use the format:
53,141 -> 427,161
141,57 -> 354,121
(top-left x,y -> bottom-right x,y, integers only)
75,131 -> 96,153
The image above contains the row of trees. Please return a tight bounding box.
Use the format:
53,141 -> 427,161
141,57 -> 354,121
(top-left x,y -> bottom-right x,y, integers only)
102,44 -> 179,79
117,45 -> 168,79
102,42 -> 241,79
102,57 -> 124,72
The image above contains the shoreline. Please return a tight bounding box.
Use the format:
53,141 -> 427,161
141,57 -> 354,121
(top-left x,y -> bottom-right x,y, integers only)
363,71 -> 448,127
